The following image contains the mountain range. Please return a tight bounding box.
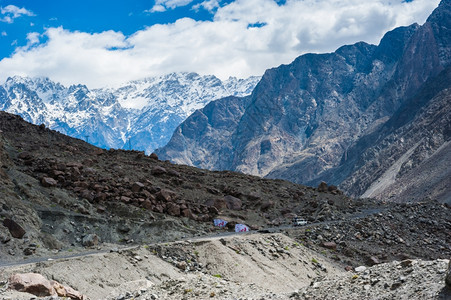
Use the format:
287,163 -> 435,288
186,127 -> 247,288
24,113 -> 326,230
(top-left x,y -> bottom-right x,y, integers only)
157,0 -> 451,204
0,73 -> 260,154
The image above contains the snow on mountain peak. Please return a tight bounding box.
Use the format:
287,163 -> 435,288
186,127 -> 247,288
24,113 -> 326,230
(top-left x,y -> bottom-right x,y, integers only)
0,72 -> 261,153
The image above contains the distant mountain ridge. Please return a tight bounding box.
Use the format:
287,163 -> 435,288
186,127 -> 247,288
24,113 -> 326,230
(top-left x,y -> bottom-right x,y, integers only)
157,0 -> 451,203
0,73 -> 260,153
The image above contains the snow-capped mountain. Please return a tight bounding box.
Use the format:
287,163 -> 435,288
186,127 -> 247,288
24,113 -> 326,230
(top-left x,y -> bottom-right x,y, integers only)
0,72 -> 260,153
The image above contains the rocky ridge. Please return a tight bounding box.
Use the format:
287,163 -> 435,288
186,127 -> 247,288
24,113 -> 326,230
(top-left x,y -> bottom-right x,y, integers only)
0,73 -> 260,154
0,110 -> 363,265
156,0 -> 451,203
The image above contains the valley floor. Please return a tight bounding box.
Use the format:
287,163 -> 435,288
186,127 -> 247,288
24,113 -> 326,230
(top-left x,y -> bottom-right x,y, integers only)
1,232 -> 450,300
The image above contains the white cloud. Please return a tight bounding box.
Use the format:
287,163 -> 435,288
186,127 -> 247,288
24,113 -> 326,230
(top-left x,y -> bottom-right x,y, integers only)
25,32 -> 41,47
1,31 -> 7,37
193,0 -> 220,12
148,0 -> 194,12
0,0 -> 441,89
1,5 -> 34,23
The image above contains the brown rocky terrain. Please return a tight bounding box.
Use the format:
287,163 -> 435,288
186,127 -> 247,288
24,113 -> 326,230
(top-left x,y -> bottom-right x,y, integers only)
0,111 -> 450,299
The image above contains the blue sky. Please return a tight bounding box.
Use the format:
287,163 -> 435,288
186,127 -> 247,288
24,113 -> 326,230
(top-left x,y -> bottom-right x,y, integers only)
0,0 -> 441,88
0,0 -> 227,57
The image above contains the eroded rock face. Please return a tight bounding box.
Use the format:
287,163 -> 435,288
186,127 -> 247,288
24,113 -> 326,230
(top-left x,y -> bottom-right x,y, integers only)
157,1 -> 451,204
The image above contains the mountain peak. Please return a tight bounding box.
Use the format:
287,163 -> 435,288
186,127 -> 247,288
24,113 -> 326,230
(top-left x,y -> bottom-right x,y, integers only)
427,0 -> 451,23
0,72 -> 261,154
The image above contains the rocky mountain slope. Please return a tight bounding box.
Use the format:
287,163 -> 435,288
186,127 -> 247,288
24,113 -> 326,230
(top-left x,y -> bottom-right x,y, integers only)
157,0 -> 451,203
0,110 -> 450,299
0,73 -> 260,154
0,110 -> 368,265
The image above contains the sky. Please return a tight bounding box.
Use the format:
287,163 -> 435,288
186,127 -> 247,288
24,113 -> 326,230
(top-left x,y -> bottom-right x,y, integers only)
0,0 -> 441,89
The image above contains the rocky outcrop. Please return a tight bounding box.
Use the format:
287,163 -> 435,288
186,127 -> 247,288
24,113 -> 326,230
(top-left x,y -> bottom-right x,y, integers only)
8,273 -> 85,299
335,68 -> 451,203
157,95 -> 252,170
9,273 -> 55,297
2,219 -> 25,239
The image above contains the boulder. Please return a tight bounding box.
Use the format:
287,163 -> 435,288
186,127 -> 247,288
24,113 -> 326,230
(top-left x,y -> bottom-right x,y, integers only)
18,151 -> 33,160
260,200 -> 274,211
182,208 -> 195,219
94,192 -> 107,202
151,166 -> 167,175
355,266 -> 367,273
41,177 -> 58,187
318,181 -> 328,192
322,241 -> 337,250
80,189 -> 94,202
2,218 -> 26,238
153,204 -> 164,213
149,152 -> 159,160
82,233 -> 99,247
23,244 -> 37,255
208,205 -> 219,215
142,199 -> 153,209
167,203 -> 181,216
205,198 -> 227,211
167,169 -> 181,177
156,189 -> 176,202
0,229 -> 11,243
176,261 -> 187,271
121,196 -> 132,204
368,256 -> 381,266
9,273 -> 55,297
224,195 -> 242,210
131,182 -> 145,193
62,284 -> 85,300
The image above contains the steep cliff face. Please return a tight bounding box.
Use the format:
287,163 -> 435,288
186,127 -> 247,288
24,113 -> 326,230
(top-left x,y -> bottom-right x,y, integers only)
157,0 -> 450,202
332,67 -> 451,204
159,95 -> 252,170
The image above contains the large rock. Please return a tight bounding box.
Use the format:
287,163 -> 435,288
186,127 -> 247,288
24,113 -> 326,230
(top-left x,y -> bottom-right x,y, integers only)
51,281 -> 85,300
131,181 -> 145,193
322,241 -> 337,250
82,233 -> 100,247
205,198 -> 228,211
41,176 -> 58,187
2,218 -> 26,238
166,203 -> 181,216
156,189 -> 176,202
9,273 -> 55,297
224,195 -> 242,210
318,182 -> 328,193
151,166 -> 167,175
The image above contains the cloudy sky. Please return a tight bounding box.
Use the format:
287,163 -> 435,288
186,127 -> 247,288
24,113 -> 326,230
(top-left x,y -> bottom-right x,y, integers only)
0,0 -> 441,88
